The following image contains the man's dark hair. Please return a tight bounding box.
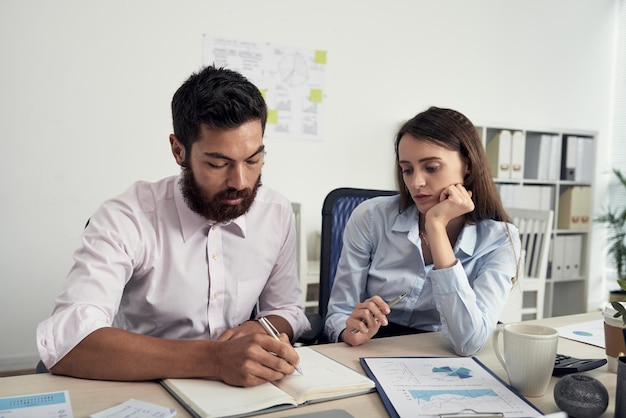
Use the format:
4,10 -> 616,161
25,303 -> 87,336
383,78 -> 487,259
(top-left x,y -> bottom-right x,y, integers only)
171,65 -> 267,151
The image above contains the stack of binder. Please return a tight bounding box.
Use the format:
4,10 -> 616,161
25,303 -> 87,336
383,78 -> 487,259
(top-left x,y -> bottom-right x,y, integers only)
557,186 -> 591,230
551,235 -> 583,279
561,136 -> 594,183
486,130 -> 525,180
498,184 -> 554,211
524,133 -> 561,181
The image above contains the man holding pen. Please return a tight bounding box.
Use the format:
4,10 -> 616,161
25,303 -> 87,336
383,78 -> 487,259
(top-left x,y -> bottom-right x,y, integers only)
36,65 -> 310,387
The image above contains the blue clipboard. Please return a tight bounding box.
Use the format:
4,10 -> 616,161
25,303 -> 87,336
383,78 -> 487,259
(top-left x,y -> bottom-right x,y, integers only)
359,356 -> 542,418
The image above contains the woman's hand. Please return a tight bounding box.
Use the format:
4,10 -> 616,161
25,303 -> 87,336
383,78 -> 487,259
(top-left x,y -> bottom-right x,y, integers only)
340,296 -> 390,346
423,183 -> 474,269
426,183 -> 474,225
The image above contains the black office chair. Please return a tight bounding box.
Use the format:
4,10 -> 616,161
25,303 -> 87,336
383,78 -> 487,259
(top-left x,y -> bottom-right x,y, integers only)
297,187 -> 398,345
36,360 -> 49,373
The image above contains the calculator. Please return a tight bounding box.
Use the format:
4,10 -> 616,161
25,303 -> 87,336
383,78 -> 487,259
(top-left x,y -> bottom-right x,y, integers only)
553,353 -> 607,376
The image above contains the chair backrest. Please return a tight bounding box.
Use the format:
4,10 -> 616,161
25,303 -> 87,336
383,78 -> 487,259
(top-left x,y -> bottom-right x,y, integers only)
505,207 -> 553,320
318,187 -> 398,321
290,202 -> 306,290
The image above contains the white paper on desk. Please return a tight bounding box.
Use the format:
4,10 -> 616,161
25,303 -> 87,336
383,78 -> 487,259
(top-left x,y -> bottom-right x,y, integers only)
362,357 -> 539,418
89,398 -> 176,418
0,390 -> 73,417
555,319 -> 605,348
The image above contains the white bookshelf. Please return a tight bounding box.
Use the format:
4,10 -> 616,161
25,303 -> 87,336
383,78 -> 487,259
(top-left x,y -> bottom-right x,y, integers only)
479,125 -> 596,318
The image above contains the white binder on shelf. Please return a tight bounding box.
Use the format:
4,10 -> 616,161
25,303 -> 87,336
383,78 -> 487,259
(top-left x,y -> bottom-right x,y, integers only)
487,130 -> 512,179
526,186 -> 553,211
510,130 -> 525,180
547,134 -> 561,181
539,185 -> 554,211
499,185 -> 553,211
575,137 -> 594,183
551,235 -> 566,279
564,234 -> 583,278
499,184 -> 522,209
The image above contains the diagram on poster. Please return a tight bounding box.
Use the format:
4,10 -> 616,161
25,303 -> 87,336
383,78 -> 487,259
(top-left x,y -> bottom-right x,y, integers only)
202,36 -> 327,141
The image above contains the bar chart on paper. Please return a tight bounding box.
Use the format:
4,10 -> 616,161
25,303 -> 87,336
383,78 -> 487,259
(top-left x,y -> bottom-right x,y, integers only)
361,357 -> 540,418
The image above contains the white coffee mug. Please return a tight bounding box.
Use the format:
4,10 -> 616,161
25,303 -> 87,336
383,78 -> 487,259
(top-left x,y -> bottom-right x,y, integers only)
492,323 -> 559,397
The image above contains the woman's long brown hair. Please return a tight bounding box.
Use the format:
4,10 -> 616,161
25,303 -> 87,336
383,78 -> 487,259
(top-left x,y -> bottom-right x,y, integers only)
394,106 -> 510,225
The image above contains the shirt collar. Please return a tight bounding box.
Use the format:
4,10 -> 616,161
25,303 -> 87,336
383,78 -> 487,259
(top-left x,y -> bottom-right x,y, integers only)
392,204 -> 477,255
173,174 -> 247,242
392,205 -> 416,233
457,223 -> 477,256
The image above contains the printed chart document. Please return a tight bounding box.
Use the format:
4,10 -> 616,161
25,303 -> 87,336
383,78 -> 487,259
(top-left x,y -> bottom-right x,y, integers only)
161,347 -> 375,417
555,319 -> 605,348
360,357 -> 541,418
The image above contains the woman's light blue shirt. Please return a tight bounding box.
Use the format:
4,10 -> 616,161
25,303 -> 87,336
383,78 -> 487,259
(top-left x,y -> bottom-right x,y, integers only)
325,195 -> 521,356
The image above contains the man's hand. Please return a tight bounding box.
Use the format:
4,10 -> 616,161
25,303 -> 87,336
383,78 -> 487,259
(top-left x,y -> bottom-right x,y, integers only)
218,320 -> 264,341
213,332 -> 300,387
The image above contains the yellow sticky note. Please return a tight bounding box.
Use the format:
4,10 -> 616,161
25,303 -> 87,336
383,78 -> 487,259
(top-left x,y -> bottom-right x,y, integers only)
267,109 -> 278,124
314,50 -> 327,64
259,89 -> 267,99
310,89 -> 323,103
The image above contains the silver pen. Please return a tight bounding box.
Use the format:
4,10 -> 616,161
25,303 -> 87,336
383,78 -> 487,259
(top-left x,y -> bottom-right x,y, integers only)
350,292 -> 408,334
258,317 -> 303,375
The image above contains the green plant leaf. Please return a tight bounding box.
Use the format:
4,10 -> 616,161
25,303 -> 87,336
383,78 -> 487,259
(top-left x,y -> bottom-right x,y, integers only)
611,301 -> 626,325
595,169 -> 626,279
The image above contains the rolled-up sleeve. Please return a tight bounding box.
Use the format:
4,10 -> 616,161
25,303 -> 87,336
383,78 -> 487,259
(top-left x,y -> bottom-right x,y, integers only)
37,304 -> 112,368
36,212 -> 135,368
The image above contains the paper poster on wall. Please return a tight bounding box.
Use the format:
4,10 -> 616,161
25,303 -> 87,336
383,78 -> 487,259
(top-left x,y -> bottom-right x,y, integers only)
202,36 -> 327,141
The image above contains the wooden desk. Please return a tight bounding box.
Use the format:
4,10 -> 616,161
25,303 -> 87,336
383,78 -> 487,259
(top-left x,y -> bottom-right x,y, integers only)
0,374 -> 192,417
0,312 -> 615,418
265,312 -> 615,418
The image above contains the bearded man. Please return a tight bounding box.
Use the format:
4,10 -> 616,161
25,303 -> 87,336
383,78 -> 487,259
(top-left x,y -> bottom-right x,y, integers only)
36,66 -> 310,386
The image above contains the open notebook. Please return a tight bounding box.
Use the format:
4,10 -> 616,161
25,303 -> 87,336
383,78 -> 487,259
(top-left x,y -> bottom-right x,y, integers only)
161,346 -> 375,417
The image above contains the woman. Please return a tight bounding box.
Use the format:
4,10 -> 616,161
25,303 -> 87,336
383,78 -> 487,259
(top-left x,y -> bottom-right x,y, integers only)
324,106 -> 521,356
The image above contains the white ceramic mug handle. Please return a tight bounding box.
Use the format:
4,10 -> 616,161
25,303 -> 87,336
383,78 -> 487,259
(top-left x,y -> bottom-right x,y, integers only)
492,323 -> 507,370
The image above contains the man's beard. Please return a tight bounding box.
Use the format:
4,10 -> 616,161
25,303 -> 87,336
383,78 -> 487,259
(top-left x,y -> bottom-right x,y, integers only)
180,168 -> 261,223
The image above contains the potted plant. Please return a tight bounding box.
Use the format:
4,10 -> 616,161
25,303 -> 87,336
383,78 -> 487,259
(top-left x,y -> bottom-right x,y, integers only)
595,168 -> 626,320
596,169 -> 626,373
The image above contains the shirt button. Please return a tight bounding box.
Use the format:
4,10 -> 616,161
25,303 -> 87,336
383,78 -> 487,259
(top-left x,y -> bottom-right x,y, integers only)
213,329 -> 220,336
213,292 -> 220,299
211,253 -> 218,260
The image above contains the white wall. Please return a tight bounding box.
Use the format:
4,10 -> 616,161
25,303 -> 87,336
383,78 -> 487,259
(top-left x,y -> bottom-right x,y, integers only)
0,0 -> 616,371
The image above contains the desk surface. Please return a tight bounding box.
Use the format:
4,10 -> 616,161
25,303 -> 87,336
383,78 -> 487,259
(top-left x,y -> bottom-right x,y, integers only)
0,312 -> 614,418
